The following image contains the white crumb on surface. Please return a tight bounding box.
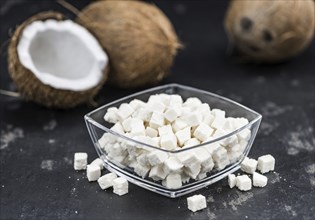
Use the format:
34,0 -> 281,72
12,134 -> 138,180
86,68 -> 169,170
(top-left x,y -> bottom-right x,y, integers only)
0,125 -> 24,150
43,120 -> 57,131
41,160 -> 54,171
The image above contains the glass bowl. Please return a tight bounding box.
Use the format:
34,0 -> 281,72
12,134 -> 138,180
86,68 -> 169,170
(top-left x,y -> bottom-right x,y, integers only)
84,84 -> 262,198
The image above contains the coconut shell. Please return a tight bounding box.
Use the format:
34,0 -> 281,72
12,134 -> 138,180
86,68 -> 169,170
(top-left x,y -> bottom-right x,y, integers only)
8,11 -> 109,108
76,1 -> 181,88
224,0 -> 315,63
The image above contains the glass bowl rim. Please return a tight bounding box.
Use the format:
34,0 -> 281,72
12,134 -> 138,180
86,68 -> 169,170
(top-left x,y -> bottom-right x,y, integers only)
84,83 -> 262,153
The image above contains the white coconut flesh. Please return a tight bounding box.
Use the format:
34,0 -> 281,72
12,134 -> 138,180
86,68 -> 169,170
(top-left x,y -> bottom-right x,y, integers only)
17,19 -> 108,91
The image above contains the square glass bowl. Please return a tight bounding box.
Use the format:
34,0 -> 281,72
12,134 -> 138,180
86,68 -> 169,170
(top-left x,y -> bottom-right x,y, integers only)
84,84 -> 262,198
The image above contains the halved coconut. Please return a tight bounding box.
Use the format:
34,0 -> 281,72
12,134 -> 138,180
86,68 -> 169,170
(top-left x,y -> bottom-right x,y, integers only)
8,12 -> 109,108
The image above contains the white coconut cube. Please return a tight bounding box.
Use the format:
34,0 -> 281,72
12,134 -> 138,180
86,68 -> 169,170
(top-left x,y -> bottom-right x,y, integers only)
193,123 -> 214,142
203,114 -> 215,127
113,177 -> 128,196
147,150 -> 169,166
110,122 -> 125,134
169,94 -> 183,106
90,158 -> 104,170
160,134 -> 177,150
236,175 -> 252,191
97,173 -> 117,190
200,157 -> 214,173
212,147 -> 230,170
184,138 -> 200,147
149,111 -> 165,129
74,152 -> 88,170
257,154 -> 275,173
117,103 -> 134,121
193,147 -> 211,164
241,157 -> 258,174
185,162 -> 201,179
149,164 -> 168,181
104,107 -> 119,123
180,112 -> 202,127
158,125 -> 174,137
122,117 -> 133,132
163,157 -> 183,173
134,163 -> 151,178
175,127 -> 191,146
86,164 -> 101,182
176,150 -> 198,165
187,194 -> 207,212
164,107 -> 179,122
145,127 -> 158,138
147,102 -> 166,113
164,173 -> 182,189
228,174 -> 236,188
211,108 -> 226,118
253,172 -> 268,187
172,119 -> 188,133
129,99 -> 145,110
159,93 -> 171,106
130,120 -> 145,136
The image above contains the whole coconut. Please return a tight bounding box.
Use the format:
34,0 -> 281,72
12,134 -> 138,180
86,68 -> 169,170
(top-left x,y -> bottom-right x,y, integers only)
76,0 -> 181,88
8,11 -> 109,108
224,0 -> 315,63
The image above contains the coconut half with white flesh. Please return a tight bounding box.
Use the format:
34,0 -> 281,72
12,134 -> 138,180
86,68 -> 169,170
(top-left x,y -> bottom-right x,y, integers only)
8,12 -> 109,108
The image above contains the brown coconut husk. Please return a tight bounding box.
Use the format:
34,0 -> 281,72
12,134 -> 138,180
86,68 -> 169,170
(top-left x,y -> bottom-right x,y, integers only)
76,0 -> 181,88
8,11 -> 109,108
224,0 -> 315,63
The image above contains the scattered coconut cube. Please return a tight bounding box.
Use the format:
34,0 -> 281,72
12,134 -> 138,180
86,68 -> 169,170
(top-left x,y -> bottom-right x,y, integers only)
164,173 -> 182,189
74,152 -> 88,170
253,172 -> 268,187
147,101 -> 166,113
113,177 -> 129,196
257,154 -> 275,174
241,157 -> 258,174
86,164 -> 101,182
187,194 -> 207,212
236,175 -> 252,191
193,123 -> 214,142
175,127 -> 191,146
228,174 -> 236,188
90,158 -> 104,170
97,173 -> 117,190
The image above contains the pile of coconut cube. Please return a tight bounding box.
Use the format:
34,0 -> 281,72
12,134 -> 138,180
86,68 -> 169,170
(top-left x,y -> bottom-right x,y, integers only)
98,94 -> 252,189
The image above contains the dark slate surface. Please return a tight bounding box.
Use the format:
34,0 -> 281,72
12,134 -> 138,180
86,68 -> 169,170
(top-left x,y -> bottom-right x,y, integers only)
0,0 -> 314,219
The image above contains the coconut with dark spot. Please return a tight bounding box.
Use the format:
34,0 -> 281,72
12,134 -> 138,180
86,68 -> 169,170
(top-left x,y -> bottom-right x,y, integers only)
8,11 -> 109,108
224,0 -> 315,63
76,0 -> 181,88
